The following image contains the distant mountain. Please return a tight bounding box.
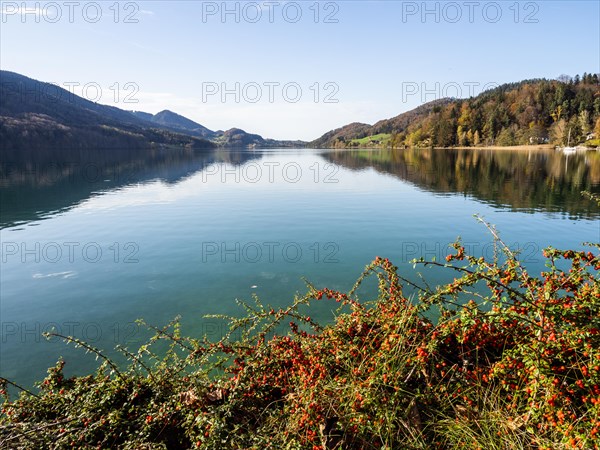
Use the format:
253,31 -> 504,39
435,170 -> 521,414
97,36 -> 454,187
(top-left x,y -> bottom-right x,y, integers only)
139,112 -> 305,148
132,109 -> 217,139
0,71 -> 306,150
130,111 -> 154,122
216,128 -> 264,147
311,75 -> 600,149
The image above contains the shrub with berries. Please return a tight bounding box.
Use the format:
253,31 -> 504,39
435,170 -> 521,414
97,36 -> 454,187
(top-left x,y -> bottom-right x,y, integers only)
1,216 -> 599,449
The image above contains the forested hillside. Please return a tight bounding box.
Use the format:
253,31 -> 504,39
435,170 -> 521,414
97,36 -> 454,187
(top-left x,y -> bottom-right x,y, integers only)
312,74 -> 600,149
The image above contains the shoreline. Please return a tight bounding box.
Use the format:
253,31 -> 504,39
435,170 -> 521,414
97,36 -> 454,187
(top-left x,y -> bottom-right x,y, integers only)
442,144 -> 555,151
341,144 -> 598,152
333,144 -> 556,151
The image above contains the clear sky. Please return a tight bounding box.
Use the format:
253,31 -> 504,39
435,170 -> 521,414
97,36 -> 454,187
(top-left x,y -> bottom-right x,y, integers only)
1,0 -> 599,140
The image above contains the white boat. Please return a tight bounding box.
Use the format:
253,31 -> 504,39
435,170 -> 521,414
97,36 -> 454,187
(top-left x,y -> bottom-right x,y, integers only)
558,128 -> 579,153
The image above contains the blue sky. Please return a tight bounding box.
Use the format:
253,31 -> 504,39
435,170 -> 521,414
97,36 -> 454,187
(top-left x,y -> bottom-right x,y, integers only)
1,1 -> 599,140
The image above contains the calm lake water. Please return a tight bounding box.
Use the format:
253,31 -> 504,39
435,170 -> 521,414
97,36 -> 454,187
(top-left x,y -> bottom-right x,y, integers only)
1,147 -> 599,388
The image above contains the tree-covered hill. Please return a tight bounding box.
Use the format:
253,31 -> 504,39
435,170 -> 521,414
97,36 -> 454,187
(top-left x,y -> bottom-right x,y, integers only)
311,74 -> 600,149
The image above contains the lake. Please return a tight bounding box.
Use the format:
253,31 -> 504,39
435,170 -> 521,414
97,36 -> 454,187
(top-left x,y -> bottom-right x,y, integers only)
1,147 -> 599,388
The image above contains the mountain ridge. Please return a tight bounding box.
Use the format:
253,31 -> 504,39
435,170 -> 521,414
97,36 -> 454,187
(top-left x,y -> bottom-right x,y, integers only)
132,109 -> 217,139
0,71 -> 305,150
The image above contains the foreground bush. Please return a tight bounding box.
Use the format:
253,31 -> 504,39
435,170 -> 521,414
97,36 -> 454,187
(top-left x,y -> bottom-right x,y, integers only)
1,223 -> 599,449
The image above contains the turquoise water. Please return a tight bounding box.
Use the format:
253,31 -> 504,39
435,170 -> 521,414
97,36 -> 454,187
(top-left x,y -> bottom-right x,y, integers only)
1,147 -> 599,388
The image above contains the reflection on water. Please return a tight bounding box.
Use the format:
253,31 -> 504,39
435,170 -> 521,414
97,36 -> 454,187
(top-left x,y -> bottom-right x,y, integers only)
2,147 -> 599,229
325,147 -> 600,218
0,147 -> 261,228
